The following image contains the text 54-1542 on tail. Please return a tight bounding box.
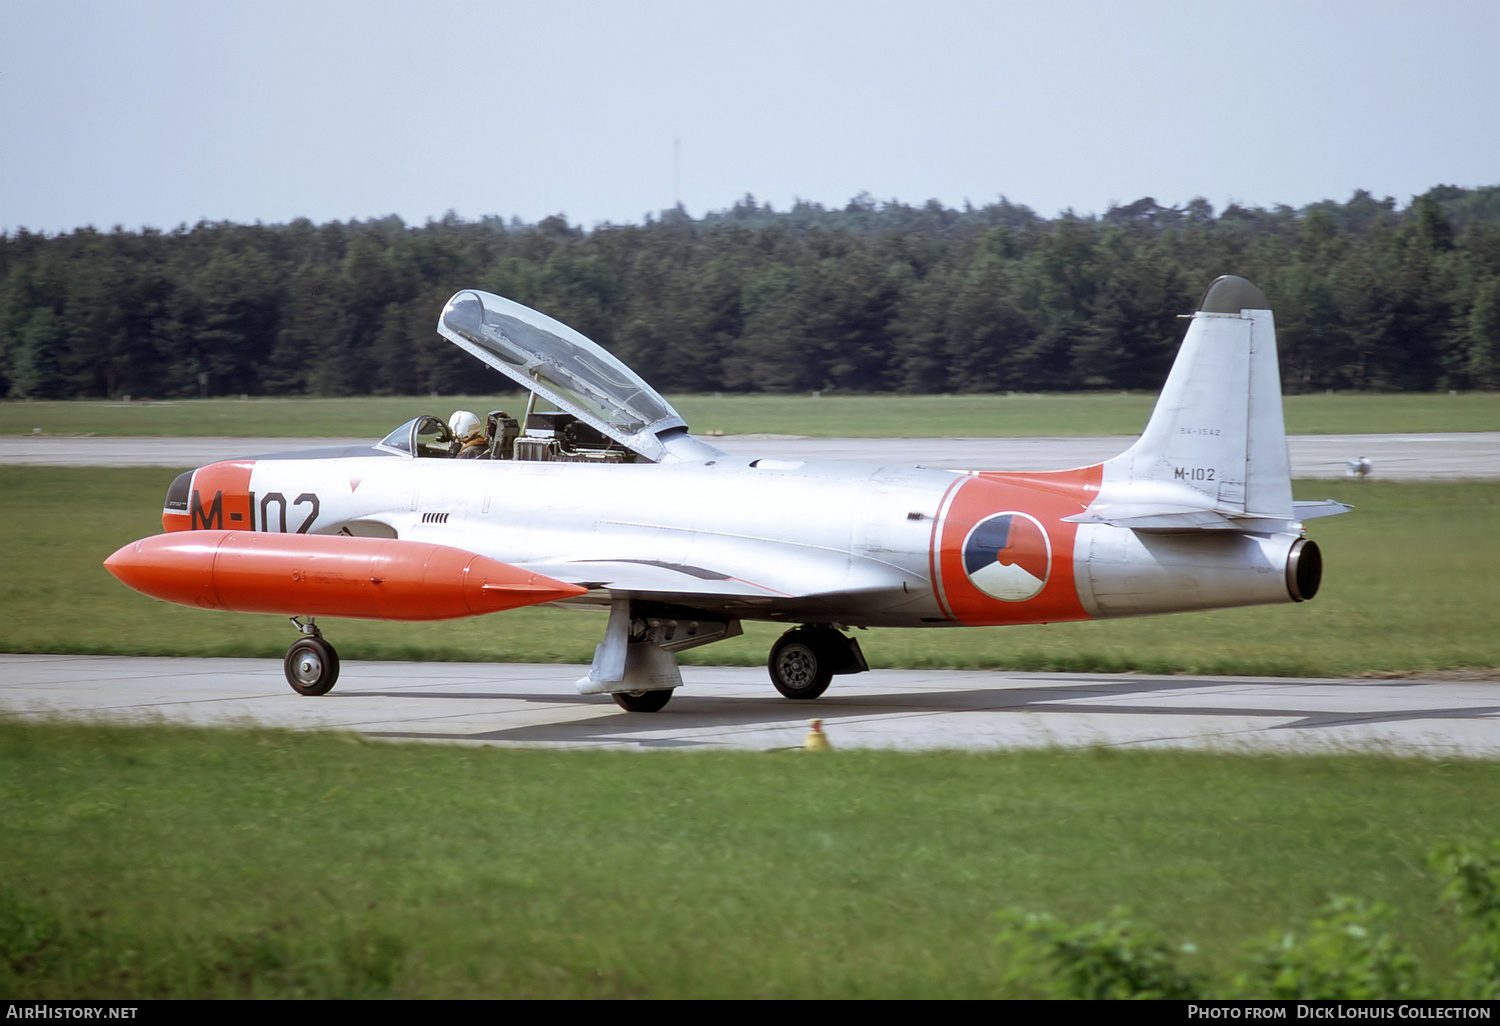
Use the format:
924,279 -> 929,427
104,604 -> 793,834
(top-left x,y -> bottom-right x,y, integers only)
105,276 -> 1348,710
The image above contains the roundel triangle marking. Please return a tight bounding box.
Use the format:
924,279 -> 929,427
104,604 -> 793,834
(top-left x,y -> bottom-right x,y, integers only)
960,511 -> 1050,602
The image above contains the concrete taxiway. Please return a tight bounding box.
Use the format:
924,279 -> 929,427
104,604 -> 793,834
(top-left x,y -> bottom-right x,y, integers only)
1,432 -> 1496,478
3,654 -> 1496,758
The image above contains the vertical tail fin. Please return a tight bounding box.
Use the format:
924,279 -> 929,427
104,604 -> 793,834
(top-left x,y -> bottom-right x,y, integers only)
1074,276 -> 1297,530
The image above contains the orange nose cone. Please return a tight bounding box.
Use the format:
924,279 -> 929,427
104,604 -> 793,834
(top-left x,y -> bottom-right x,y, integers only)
105,531 -> 587,620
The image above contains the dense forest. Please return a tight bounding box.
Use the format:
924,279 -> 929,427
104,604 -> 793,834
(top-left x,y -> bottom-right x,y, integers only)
3,184 -> 1500,400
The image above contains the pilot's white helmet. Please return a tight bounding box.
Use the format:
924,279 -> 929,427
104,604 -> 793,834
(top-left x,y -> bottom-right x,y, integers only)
448,410 -> 483,444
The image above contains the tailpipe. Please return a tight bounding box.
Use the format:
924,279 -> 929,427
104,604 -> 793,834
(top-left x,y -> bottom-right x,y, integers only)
1286,538 -> 1322,602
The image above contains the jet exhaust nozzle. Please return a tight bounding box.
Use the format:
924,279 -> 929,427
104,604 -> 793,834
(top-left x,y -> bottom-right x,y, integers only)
1286,537 -> 1322,602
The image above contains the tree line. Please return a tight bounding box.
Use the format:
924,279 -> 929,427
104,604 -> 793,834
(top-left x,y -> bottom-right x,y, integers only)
3,184 -> 1499,400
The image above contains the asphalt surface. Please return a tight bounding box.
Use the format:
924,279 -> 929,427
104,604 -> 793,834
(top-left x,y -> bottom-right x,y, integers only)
4,654 -> 1498,758
2,432 -> 1497,477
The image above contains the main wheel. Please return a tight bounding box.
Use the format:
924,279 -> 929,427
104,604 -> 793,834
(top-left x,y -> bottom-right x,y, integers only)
612,689 -> 673,712
284,637 -> 339,696
768,631 -> 834,700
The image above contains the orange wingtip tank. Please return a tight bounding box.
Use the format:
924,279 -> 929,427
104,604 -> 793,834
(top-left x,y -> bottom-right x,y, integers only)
104,531 -> 587,620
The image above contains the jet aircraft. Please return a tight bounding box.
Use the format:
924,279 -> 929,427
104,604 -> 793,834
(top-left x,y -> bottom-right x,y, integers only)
105,275 -> 1349,711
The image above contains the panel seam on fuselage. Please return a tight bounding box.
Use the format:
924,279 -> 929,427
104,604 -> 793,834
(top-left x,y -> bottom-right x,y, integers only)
927,473 -> 970,623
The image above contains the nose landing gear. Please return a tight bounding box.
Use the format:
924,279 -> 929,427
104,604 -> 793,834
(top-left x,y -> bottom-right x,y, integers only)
284,617 -> 339,696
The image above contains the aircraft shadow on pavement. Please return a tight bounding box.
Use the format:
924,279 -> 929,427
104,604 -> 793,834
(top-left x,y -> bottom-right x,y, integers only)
336,676 -> 1500,748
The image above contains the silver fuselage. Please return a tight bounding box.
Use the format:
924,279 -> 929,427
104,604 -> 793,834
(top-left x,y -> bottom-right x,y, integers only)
206,449 -> 1304,629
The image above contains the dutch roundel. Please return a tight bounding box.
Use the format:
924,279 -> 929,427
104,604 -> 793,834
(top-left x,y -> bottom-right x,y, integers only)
961,512 -> 1051,602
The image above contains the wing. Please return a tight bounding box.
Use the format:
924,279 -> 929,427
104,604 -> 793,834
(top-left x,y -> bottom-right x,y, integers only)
514,551 -> 919,616
516,558 -> 789,600
348,510 -> 926,619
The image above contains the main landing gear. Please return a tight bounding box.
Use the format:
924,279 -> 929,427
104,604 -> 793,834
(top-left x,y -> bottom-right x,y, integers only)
276,617 -> 868,705
767,626 -> 868,700
284,617 -> 339,696
612,689 -> 674,712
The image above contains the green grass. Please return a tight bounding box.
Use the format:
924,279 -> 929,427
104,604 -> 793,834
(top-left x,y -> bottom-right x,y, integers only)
0,721 -> 1494,998
4,390 -> 1498,438
1,467 -> 1496,676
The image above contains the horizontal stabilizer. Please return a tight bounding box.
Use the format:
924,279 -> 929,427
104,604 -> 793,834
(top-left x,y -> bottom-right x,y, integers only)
1064,504 -> 1298,532
1065,496 -> 1353,532
1294,499 -> 1354,520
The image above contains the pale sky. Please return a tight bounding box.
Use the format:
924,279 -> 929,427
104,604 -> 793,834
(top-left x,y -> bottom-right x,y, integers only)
3,0 -> 1497,235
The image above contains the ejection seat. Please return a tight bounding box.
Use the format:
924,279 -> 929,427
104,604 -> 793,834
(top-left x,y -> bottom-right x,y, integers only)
486,410 -> 520,460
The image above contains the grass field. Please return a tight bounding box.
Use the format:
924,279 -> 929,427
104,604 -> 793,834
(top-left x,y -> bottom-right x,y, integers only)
1,721 -> 1495,998
3,422 -> 1497,999
1,467 -> 1496,677
3,390 -> 1498,438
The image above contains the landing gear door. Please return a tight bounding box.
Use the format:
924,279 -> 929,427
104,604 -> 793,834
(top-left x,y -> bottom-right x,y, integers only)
438,290 -> 692,464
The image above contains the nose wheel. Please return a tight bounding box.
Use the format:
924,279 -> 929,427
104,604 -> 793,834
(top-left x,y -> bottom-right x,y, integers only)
284,618 -> 339,696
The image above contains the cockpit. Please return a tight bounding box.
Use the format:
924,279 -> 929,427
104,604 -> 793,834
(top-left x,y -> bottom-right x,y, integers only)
375,290 -> 725,465
376,408 -> 634,463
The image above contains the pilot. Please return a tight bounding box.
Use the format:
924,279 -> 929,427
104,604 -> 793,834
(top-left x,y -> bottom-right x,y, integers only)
448,410 -> 488,459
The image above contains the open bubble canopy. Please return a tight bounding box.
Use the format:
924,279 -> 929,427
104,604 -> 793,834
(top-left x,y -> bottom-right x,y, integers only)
438,290 -> 690,463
